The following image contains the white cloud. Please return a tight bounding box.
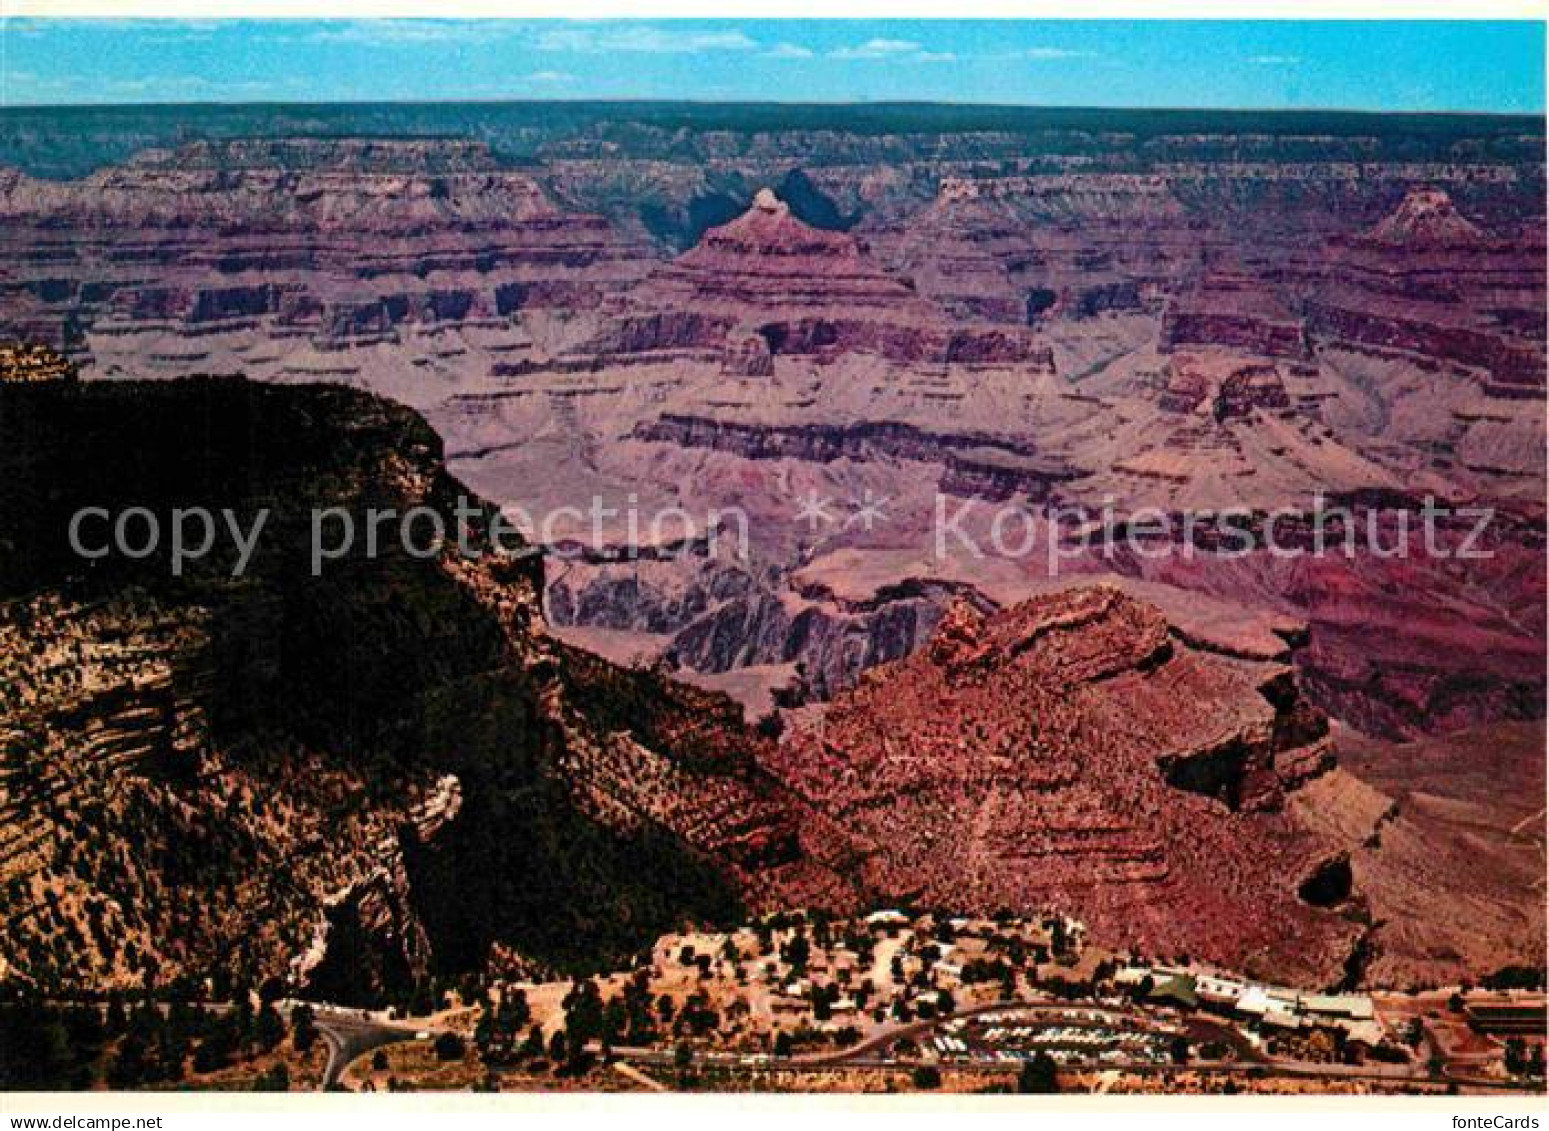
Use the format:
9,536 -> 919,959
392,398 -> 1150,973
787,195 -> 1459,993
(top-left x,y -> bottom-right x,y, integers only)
147,20 -> 221,41
11,18 -> 150,35
536,25 -> 757,55
1248,54 -> 1301,66
1021,47 -> 1096,60
830,38 -> 923,60
526,70 -> 576,84
764,43 -> 815,60
306,20 -> 497,46
830,38 -> 954,63
7,71 -> 291,102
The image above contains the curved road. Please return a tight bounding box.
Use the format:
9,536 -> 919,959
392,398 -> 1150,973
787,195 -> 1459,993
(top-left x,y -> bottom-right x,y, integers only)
278,1002 -> 432,1089
599,999 -> 1535,1094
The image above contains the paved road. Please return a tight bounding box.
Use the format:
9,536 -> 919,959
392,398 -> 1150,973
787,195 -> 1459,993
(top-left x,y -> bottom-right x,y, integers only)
316,1014 -> 422,1088
43,995 -> 435,1090
614,1045 -> 1529,1092
612,1060 -> 669,1092
43,994 -> 1537,1093
598,999 -> 1535,1093
282,1003 -> 434,1089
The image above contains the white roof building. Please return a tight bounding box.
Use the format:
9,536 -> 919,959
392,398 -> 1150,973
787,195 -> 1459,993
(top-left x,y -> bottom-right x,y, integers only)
1262,1003 -> 1304,1030
1298,993 -> 1375,1021
1340,1020 -> 1388,1047
1237,986 -> 1300,1018
1195,974 -> 1247,1004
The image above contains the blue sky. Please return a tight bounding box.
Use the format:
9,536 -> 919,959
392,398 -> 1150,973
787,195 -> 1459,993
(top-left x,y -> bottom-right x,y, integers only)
1,20 -> 1542,112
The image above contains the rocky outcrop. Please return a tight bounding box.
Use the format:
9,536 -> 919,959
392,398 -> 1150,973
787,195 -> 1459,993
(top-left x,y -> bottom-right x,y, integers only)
1305,291 -> 1546,397
573,189 -> 1053,370
667,588 -> 948,701
764,586 -> 1355,985
0,377 -> 855,999
635,414 -> 1071,472
1361,187 -> 1487,247
0,138 -> 652,371
544,559 -> 981,703
1291,188 -> 1546,397
939,447 -> 1085,501
868,191 -> 1042,323
1158,352 -> 1292,420
1162,272 -> 1308,359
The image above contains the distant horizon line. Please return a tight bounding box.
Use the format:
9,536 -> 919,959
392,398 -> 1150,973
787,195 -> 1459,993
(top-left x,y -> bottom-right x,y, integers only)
2,96 -> 1543,119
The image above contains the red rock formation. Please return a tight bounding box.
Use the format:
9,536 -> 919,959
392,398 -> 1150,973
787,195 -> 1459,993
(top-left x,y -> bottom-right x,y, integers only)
0,139 -> 652,364
1294,187 -> 1546,397
868,187 -> 1040,323
581,188 -> 1053,370
1162,271 -> 1309,360
1361,186 -> 1488,247
1,128 -> 1541,750
867,176 -> 1186,326
764,585 -> 1360,984
664,188 -> 916,308
1158,352 -> 1292,420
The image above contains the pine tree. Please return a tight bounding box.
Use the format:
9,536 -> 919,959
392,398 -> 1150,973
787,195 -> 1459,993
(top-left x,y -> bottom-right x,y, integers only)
291,1004 -> 318,1053
255,1003 -> 285,1051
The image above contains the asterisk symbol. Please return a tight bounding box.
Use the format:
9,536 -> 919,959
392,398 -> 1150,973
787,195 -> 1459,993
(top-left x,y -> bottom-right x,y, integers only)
845,490 -> 892,532
792,488 -> 837,529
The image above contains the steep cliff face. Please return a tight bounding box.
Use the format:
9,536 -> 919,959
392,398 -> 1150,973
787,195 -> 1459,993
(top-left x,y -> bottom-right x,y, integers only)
0,139 -> 651,374
0,138 -> 557,227
1295,187 -> 1546,399
0,378 -> 853,1000
764,586 -> 1369,985
1161,272 -> 1309,360
544,557 -> 955,703
1,122 -> 1542,754
0,382 -> 1531,993
574,189 -> 1054,371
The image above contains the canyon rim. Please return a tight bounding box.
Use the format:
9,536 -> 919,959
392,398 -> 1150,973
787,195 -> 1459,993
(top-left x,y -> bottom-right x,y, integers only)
0,16 -> 1545,1101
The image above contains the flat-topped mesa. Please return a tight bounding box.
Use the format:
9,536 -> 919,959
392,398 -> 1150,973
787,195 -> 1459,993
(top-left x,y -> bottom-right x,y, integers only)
579,188 -> 1053,370
1361,186 -> 1488,248
127,137 -> 505,175
0,138 -> 655,366
0,138 -> 561,228
764,584 -> 1354,983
